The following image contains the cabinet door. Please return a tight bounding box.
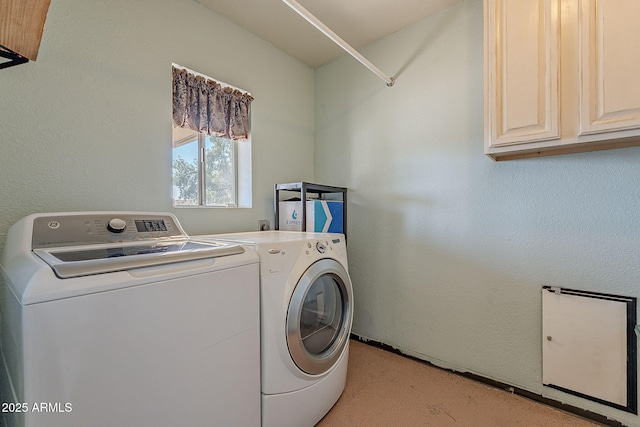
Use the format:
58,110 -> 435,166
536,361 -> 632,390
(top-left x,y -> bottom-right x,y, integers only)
580,0 -> 640,135
484,0 -> 560,149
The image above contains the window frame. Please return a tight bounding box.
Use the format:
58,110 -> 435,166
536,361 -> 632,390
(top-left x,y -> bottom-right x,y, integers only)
171,65 -> 251,209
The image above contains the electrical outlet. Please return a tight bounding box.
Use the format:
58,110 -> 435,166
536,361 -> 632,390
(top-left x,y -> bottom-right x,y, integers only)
259,220 -> 270,231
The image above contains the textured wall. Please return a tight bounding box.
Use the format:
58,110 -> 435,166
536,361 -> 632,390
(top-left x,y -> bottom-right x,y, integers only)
314,1 -> 640,425
0,0 -> 314,253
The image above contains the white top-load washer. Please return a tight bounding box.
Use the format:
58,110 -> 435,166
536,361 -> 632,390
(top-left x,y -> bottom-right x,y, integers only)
195,231 -> 353,427
0,212 -> 260,427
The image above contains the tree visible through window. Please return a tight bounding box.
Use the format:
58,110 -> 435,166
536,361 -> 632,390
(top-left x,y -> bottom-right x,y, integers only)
172,128 -> 236,206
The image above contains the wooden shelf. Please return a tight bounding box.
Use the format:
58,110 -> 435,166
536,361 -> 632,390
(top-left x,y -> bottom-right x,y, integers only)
0,0 -> 51,61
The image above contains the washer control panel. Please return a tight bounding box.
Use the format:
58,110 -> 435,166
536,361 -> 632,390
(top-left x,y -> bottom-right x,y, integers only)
303,236 -> 346,259
32,213 -> 183,249
107,218 -> 127,233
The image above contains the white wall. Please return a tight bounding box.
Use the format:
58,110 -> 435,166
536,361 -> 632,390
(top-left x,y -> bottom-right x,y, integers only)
314,1 -> 640,424
0,0 -> 315,253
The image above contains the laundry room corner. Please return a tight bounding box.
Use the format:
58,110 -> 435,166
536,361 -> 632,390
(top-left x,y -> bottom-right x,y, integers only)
2,0 -> 640,425
313,1 -> 640,426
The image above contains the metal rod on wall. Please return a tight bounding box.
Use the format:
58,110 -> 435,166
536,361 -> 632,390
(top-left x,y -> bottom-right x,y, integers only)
281,0 -> 396,87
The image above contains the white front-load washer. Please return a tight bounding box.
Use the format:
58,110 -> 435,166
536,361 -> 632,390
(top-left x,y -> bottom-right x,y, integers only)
196,231 -> 353,427
0,212 -> 261,427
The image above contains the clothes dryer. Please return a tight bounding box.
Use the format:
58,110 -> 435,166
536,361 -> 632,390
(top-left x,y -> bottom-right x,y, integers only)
196,231 -> 353,427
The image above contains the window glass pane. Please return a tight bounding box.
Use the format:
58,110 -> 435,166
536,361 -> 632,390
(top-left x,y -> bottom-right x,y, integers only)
300,275 -> 343,355
172,127 -> 199,206
204,135 -> 235,206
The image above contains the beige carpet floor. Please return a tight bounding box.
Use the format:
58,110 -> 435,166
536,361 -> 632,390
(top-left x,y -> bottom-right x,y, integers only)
317,340 -> 602,426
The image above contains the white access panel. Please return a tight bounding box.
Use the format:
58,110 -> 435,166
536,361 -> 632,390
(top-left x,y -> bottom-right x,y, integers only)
542,288 -> 633,410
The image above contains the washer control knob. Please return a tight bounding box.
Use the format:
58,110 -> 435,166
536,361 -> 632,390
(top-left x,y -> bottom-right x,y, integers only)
107,218 -> 127,233
316,242 -> 327,254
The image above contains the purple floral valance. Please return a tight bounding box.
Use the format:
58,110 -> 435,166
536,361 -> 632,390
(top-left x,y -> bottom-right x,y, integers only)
172,66 -> 253,140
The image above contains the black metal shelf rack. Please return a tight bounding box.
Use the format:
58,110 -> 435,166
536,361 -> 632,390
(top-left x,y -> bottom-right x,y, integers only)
274,182 -> 347,237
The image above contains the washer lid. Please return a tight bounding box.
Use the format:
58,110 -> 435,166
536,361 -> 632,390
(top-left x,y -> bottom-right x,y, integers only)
34,240 -> 244,279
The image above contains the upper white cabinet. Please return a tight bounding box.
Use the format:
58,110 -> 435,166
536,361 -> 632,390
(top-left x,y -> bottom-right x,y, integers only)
579,0 -> 640,135
484,0 -> 560,147
484,0 -> 640,161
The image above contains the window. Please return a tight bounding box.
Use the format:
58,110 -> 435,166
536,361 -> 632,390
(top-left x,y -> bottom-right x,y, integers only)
171,65 -> 252,207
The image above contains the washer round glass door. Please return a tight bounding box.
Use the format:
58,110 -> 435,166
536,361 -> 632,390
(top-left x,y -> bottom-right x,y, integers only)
287,258 -> 353,375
